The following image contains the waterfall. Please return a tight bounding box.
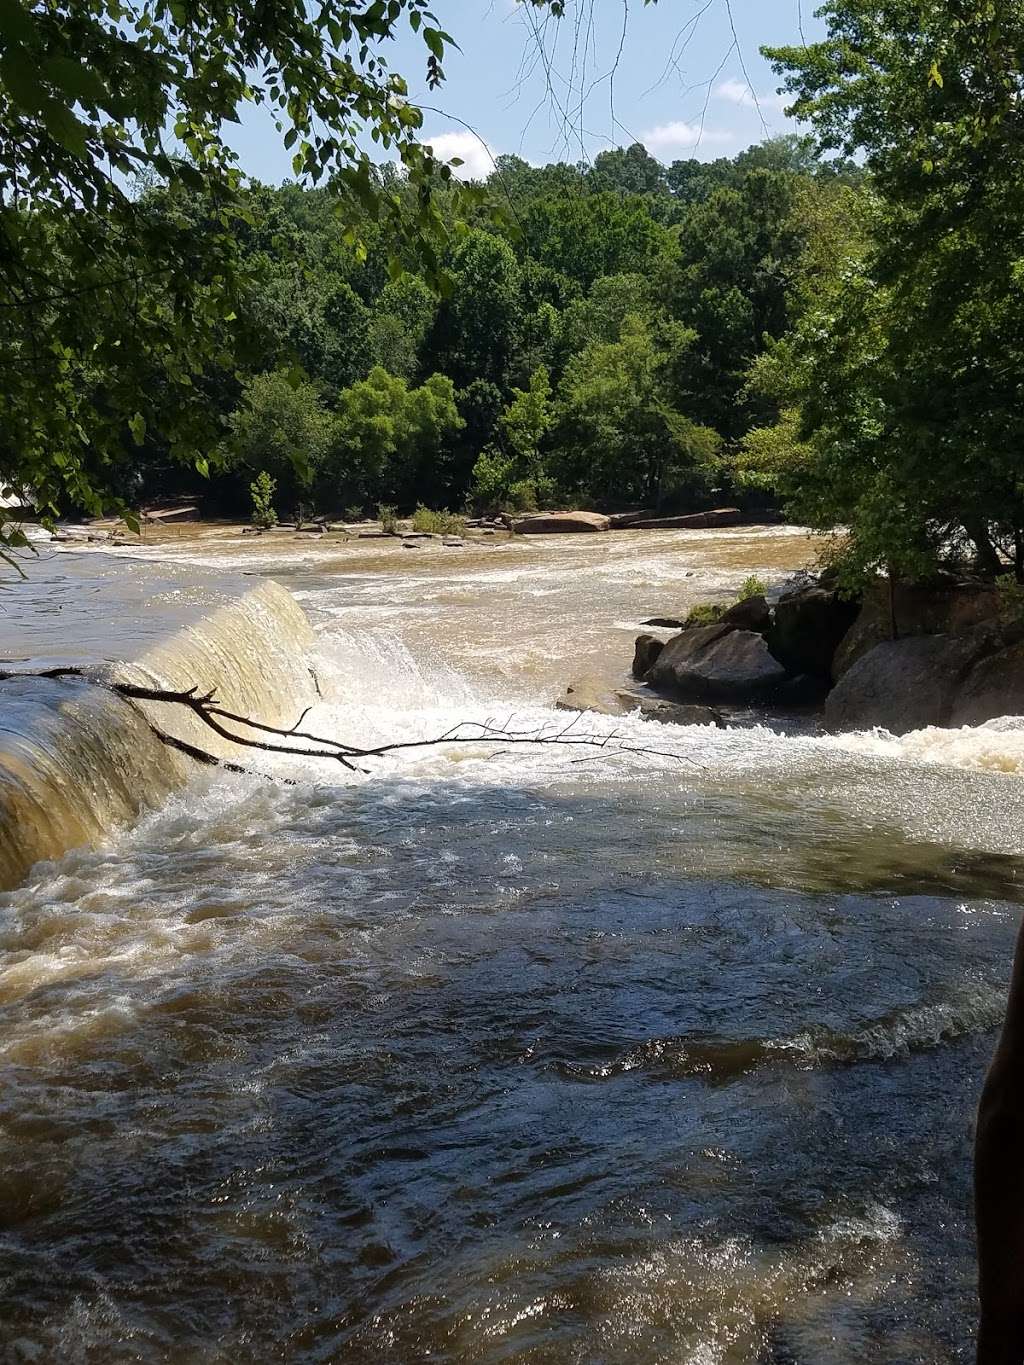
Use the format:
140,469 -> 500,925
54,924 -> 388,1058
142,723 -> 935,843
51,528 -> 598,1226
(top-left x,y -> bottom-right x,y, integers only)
0,576 -> 317,890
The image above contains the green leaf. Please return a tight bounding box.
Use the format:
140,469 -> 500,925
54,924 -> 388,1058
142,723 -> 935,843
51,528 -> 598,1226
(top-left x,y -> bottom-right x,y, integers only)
0,0 -> 34,48
128,412 -> 147,445
38,99 -> 91,157
195,456 -> 210,478
43,56 -> 111,107
928,60 -> 943,89
0,52 -> 46,112
422,26 -> 444,59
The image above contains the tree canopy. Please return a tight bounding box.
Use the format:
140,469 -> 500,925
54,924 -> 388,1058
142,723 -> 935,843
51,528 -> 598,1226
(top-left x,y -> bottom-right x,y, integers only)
8,0 -> 1014,587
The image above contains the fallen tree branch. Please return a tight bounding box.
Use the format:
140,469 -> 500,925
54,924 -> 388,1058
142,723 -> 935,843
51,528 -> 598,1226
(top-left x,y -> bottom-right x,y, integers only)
0,668 -> 698,776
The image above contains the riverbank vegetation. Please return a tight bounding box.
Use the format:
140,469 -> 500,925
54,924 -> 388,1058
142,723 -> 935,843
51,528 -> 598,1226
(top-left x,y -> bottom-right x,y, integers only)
3,1 -> 1022,589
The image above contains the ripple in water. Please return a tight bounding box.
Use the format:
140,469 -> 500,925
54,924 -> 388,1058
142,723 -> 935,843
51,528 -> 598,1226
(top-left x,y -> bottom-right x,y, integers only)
2,533 -> 1023,1363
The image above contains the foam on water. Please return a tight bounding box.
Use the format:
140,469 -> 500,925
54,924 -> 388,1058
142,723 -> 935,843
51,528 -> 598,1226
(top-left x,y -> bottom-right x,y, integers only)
2,529 -> 1022,1363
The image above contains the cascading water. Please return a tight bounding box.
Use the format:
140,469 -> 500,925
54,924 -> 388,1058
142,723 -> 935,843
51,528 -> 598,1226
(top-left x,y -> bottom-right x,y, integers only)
0,559 -> 317,889
1,528 -> 1022,1364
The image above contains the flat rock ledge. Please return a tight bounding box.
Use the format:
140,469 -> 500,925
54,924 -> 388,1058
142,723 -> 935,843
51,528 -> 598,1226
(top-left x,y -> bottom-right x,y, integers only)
556,676 -> 723,727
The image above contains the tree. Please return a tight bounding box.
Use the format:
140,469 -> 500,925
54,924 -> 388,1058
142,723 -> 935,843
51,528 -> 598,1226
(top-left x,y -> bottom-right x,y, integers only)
226,370 -> 333,509
664,168 -> 807,438
325,367 -> 462,509
558,273 -> 657,358
554,315 -> 719,508
0,0 -> 517,554
254,269 -> 370,392
522,191 -> 675,289
471,366 -> 554,510
762,1 -> 1024,581
430,230 -> 524,389
588,143 -> 667,196
367,275 -> 439,381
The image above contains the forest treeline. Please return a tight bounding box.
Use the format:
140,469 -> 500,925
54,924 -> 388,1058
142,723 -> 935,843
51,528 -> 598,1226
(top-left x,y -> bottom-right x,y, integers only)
103,134 -> 860,530
5,1 -> 1024,585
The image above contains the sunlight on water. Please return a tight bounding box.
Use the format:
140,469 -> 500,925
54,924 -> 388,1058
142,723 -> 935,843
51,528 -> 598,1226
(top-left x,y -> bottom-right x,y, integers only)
1,528 -> 1021,1363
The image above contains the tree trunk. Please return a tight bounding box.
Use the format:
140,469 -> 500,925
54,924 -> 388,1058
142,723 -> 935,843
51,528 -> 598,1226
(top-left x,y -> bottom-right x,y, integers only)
966,519 -> 1002,578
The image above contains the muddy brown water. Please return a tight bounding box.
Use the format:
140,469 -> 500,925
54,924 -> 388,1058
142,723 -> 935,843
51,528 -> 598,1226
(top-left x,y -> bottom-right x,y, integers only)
2,526 -> 1024,1363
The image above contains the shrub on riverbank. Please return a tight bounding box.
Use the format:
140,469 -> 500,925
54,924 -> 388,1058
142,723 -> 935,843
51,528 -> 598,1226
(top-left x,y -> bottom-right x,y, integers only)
411,506 -> 466,536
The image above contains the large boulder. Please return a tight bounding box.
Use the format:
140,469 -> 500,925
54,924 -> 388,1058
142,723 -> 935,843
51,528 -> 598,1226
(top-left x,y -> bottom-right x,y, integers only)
768,585 -> 860,679
721,593 -> 771,634
609,510 -> 657,528
825,631 -> 997,734
950,641 -> 1024,727
514,511 -> 610,534
632,633 -> 666,679
832,579 -> 999,681
646,624 -> 789,703
625,508 -> 742,531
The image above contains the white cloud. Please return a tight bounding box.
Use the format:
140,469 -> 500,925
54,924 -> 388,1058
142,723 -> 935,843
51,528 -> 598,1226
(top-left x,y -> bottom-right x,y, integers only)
640,120 -> 735,160
422,129 -> 496,181
715,79 -> 788,114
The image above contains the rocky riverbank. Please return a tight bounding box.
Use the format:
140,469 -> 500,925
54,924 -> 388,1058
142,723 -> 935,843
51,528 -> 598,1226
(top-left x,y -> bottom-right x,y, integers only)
561,572 -> 1024,735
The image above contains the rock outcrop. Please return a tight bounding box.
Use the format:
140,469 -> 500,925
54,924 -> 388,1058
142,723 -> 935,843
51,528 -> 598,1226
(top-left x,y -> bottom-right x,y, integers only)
721,593 -> 771,634
632,633 -> 666,679
824,631 -> 997,734
832,579 -> 999,681
950,640 -> 1024,727
556,676 -> 722,726
768,583 -> 859,680
646,624 -> 788,703
514,511 -> 611,534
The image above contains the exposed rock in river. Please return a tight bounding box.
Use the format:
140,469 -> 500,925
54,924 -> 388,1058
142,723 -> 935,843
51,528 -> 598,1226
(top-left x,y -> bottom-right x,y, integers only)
832,579 -> 999,681
645,624 -> 789,703
556,676 -> 722,726
951,641 -> 1024,727
824,631 -> 998,734
514,511 -> 611,534
632,634 -> 666,679
721,593 -> 771,634
769,583 -> 860,680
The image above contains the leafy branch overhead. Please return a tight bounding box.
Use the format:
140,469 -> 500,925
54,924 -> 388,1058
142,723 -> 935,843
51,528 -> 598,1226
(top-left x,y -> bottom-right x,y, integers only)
0,0 -> 550,551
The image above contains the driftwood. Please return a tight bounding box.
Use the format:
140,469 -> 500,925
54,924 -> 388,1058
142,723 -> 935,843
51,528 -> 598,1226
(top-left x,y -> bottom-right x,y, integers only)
0,667 -> 694,779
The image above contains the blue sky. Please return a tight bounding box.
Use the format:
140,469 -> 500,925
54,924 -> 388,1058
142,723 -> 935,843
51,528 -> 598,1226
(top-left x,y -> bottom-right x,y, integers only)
229,0 -> 824,183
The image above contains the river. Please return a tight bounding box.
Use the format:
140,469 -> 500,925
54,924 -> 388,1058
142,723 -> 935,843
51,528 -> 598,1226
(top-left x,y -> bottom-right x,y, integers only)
2,526 -> 1023,1363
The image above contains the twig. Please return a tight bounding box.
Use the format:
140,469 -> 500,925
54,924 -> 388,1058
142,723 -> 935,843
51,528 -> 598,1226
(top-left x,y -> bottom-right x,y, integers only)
0,669 -> 703,775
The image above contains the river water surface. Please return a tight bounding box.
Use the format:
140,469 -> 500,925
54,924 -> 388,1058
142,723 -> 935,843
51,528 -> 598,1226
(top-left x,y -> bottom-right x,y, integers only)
3,527 -> 1024,1364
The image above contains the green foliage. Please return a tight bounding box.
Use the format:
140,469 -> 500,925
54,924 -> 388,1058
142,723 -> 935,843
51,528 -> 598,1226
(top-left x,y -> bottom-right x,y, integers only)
377,504 -> 400,535
554,315 -> 720,508
522,192 -> 675,289
996,575 -> 1024,623
227,370 -> 333,496
250,471 -> 278,530
759,1 -> 1024,581
684,603 -> 726,628
432,230 -> 524,389
367,275 -> 439,380
470,367 -> 553,511
0,0 -> 490,555
738,575 -> 768,601
327,366 -> 463,509
411,505 -> 465,535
